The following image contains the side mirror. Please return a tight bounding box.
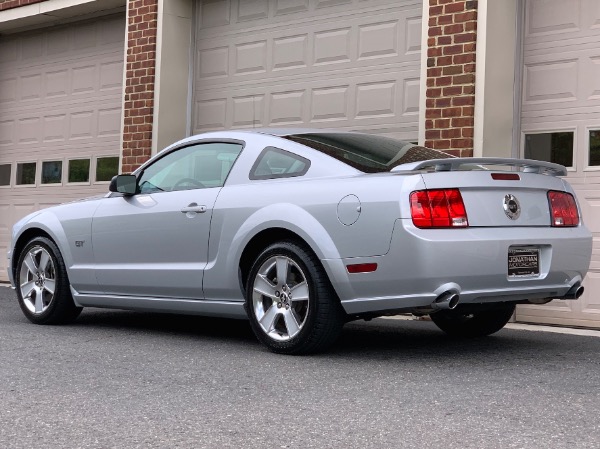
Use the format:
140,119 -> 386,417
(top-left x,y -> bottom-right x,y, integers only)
109,174 -> 138,195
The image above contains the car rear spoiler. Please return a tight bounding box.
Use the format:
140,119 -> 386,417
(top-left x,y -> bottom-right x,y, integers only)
391,157 -> 567,177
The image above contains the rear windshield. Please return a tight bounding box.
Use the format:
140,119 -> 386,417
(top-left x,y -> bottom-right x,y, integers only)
284,133 -> 451,173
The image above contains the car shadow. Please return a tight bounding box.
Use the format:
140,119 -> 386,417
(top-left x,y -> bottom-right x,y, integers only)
333,318 -> 531,359
67,309 -> 582,361
72,308 -> 257,346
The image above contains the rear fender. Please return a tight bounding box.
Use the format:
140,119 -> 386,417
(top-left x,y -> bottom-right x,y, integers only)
203,203 -> 342,302
234,203 -> 341,261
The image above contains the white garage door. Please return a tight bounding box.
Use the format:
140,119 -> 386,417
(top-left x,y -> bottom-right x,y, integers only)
0,14 -> 125,282
192,0 -> 422,140
516,0 -> 600,327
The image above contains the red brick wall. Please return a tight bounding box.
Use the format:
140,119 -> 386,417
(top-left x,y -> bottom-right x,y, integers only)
0,0 -> 46,10
425,0 -> 477,156
121,0 -> 158,173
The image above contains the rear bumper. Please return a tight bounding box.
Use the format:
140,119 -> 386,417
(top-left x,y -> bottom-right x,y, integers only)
324,219 -> 592,315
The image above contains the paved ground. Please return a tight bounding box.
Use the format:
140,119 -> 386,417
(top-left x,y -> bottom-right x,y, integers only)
1,285 -> 599,449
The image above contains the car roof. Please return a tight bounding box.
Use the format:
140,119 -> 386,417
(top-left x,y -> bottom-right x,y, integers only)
234,128 -> 355,137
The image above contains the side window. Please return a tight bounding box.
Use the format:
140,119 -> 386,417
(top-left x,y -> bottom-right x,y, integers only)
250,147 -> 310,180
138,142 -> 243,194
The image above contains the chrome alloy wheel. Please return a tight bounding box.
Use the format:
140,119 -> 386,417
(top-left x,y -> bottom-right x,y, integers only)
251,255 -> 310,341
19,246 -> 56,315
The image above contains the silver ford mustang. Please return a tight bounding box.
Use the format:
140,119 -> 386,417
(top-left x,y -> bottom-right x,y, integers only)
7,130 -> 593,354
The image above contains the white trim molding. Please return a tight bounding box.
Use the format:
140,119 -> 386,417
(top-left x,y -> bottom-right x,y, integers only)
0,0 -> 125,33
473,0 -> 520,158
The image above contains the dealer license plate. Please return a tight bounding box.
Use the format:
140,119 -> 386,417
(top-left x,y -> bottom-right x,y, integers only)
508,247 -> 540,278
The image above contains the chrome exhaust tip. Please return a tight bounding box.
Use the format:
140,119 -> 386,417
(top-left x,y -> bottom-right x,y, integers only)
432,291 -> 460,310
562,284 -> 584,300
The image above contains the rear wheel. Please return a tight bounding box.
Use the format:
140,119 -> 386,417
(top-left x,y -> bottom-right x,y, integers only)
16,237 -> 82,325
245,241 -> 345,354
430,303 -> 515,337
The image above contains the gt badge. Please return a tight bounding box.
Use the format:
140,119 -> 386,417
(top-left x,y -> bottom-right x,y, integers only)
503,194 -> 520,220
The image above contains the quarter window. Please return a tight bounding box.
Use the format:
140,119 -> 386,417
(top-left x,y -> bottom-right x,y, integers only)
16,162 -> 36,185
524,132 -> 574,168
0,164 -> 10,186
41,161 -> 62,184
138,142 -> 243,194
250,147 -> 310,180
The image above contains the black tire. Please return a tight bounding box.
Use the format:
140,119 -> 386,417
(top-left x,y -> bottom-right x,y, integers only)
15,237 -> 82,325
245,241 -> 345,355
430,303 -> 515,337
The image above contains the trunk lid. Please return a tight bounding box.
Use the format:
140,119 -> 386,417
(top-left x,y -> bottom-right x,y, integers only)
418,170 -> 567,227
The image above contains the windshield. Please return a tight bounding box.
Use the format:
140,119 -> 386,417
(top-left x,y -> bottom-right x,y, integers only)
284,133 -> 452,173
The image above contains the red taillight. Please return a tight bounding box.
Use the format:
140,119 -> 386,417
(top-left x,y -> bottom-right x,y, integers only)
548,191 -> 579,227
410,188 -> 468,228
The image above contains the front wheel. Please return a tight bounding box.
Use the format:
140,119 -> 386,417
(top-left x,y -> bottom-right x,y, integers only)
245,241 -> 345,354
430,303 -> 515,337
16,237 -> 82,325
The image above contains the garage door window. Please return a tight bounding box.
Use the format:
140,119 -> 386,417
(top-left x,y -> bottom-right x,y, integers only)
96,156 -> 119,182
41,161 -> 62,184
589,130 -> 600,166
0,164 -> 10,186
16,163 -> 36,185
524,132 -> 574,168
68,159 -> 90,183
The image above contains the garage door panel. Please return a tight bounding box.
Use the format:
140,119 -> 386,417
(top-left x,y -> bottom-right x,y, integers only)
522,52 -> 600,112
193,0 -> 421,137
525,0 -> 600,46
199,0 -> 417,32
1,58 -> 123,110
0,77 -> 17,103
518,0 -> 600,327
584,55 -> 600,100
195,7 -> 420,87
0,136 -> 122,158
0,15 -> 124,282
0,107 -> 122,154
523,58 -> 578,105
193,68 -> 419,133
580,273 -> 600,315
517,273 -> 600,325
525,0 -> 580,39
518,299 -> 576,317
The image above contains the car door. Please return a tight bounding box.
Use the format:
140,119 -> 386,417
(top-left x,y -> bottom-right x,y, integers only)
91,141 -> 243,299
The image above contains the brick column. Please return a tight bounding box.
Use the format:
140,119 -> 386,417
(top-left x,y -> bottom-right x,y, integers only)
425,0 -> 477,156
121,0 -> 158,173
0,0 -> 46,10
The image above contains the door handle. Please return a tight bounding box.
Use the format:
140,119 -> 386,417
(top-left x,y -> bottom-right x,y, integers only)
181,203 -> 207,214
